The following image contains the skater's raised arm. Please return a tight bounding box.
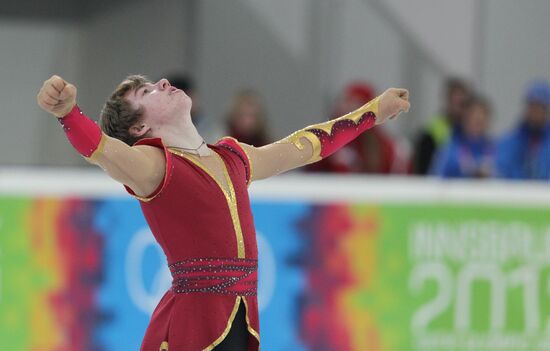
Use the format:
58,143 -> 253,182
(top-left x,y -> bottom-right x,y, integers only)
37,75 -> 165,198
238,88 -> 410,181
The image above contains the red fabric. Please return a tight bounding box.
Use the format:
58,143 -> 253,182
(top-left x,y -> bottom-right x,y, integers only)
124,138 -> 173,200
310,111 -> 377,159
307,83 -> 411,174
123,137 -> 260,351
215,137 -> 252,184
308,128 -> 406,174
170,258 -> 257,295
58,105 -> 103,157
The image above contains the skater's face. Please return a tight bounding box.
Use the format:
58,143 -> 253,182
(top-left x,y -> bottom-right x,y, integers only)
125,78 -> 193,127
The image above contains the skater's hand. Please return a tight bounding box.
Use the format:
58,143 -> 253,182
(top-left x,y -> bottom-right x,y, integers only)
37,75 -> 77,118
376,88 -> 410,125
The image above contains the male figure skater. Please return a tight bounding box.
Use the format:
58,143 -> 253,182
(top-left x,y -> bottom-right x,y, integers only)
37,75 -> 409,350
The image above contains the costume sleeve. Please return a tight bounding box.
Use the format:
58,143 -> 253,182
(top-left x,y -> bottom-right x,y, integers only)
123,137 -> 174,202
274,96 -> 380,165
58,104 -> 105,160
215,136 -> 252,185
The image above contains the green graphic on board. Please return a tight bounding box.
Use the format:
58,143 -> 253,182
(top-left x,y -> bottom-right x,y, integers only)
359,204 -> 550,351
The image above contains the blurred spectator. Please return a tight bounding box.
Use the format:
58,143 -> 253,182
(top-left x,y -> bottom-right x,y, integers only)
414,77 -> 470,174
225,89 -> 271,146
308,81 -> 410,174
495,80 -> 550,180
432,95 -> 494,178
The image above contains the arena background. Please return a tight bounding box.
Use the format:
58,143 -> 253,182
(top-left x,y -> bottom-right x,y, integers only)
1,1 -> 550,350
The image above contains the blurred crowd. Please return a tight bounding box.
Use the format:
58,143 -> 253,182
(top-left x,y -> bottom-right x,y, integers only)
167,74 -> 550,181
418,78 -> 550,180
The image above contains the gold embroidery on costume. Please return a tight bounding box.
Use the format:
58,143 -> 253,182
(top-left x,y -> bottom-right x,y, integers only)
128,185 -> 164,202
168,149 -> 246,258
126,157 -> 173,203
129,193 -> 152,202
276,130 -> 323,164
85,133 -> 107,161
275,96 -> 380,164
220,136 -> 254,185
240,145 -> 254,184
221,157 -> 246,258
159,341 -> 169,350
242,296 -> 261,342
204,296 -> 243,351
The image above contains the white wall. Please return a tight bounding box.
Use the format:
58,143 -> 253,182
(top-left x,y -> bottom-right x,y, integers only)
197,0 -> 324,141
0,0 -> 190,167
76,0 -> 189,119
375,0 -> 550,136
384,0 -> 478,79
481,0 -> 550,135
0,20 -> 80,166
244,0 -> 312,62
196,0 -> 432,141
2,1 -> 550,166
331,0 -> 403,100
330,0 -> 408,138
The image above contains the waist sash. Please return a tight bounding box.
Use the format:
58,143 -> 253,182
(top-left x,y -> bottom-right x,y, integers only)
169,257 -> 258,296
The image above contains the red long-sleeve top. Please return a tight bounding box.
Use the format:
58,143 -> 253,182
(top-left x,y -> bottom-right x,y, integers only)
123,136 -> 260,351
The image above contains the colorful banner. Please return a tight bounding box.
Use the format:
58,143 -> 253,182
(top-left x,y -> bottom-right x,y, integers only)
1,194 -> 550,350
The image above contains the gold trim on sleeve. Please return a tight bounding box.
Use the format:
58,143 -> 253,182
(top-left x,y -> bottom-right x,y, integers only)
240,145 -> 254,184
128,192 -> 156,203
125,158 -> 173,203
219,136 -> 254,185
85,132 -> 107,162
203,296 -> 243,351
275,130 -> 323,164
275,96 -> 380,164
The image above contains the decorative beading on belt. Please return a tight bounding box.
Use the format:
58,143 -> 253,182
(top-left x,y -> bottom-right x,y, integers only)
169,257 -> 258,296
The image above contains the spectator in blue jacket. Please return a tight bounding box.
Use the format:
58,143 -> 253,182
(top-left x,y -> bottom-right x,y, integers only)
432,95 -> 494,178
414,77 -> 470,174
495,80 -> 550,180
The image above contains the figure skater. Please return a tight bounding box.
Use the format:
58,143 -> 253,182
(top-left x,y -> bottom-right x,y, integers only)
37,75 -> 409,350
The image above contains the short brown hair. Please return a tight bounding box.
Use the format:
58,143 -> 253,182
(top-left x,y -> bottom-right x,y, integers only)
99,75 -> 151,146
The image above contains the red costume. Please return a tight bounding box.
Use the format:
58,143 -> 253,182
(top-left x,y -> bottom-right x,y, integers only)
59,95 -> 382,350
120,97 -> 379,351
123,136 -> 260,351
59,105 -> 104,157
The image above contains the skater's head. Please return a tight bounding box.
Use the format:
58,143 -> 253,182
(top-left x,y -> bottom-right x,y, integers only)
100,75 -> 193,145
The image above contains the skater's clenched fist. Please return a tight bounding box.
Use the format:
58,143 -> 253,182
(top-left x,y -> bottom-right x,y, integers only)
37,75 -> 77,118
376,88 -> 411,125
